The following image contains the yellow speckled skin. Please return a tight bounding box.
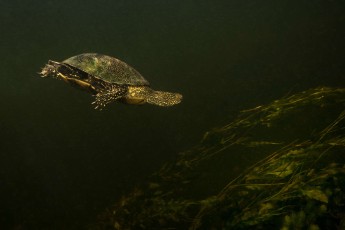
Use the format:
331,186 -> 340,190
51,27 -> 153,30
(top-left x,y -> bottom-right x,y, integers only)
126,86 -> 182,106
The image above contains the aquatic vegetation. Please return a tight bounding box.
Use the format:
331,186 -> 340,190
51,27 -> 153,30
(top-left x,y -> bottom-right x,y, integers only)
94,87 -> 345,229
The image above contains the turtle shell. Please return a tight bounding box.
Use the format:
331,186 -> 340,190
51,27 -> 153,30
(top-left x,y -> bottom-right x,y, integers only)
62,53 -> 149,86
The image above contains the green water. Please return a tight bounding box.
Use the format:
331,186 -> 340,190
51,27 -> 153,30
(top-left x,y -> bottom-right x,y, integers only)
1,0 -> 345,228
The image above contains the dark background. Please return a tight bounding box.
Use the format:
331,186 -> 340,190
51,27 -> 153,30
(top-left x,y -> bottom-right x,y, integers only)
1,0 -> 345,228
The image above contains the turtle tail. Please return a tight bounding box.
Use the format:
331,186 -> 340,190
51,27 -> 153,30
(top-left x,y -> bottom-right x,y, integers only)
146,90 -> 183,106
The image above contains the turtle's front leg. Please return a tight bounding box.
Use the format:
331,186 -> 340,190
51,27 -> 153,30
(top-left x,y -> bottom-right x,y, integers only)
92,85 -> 127,110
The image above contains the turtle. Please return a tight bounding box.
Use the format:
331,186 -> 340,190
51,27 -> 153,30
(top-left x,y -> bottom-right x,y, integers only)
40,53 -> 182,109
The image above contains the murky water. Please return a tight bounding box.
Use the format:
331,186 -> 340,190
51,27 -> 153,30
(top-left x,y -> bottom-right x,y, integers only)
1,0 -> 345,228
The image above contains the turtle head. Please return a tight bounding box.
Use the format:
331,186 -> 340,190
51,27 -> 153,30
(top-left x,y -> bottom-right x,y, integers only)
40,60 -> 61,78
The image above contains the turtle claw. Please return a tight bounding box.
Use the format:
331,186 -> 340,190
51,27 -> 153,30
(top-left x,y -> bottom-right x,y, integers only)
91,97 -> 105,110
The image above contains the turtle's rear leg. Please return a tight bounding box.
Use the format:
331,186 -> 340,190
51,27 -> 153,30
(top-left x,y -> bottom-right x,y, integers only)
146,90 -> 183,106
127,86 -> 182,107
92,85 -> 126,110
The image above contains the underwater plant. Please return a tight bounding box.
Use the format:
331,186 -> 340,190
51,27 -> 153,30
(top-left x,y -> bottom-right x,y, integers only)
94,87 -> 345,230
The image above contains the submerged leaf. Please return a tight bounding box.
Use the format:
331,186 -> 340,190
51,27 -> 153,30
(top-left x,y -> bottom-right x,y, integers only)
301,189 -> 328,203
266,162 -> 295,178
